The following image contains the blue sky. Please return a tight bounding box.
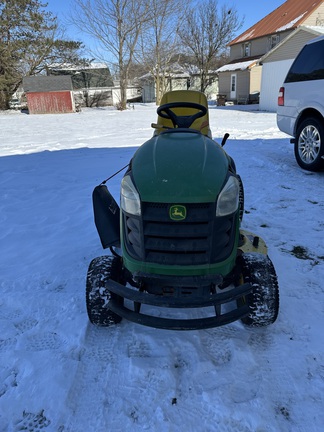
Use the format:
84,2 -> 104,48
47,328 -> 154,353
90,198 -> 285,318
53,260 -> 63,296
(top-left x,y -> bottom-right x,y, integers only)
46,0 -> 285,49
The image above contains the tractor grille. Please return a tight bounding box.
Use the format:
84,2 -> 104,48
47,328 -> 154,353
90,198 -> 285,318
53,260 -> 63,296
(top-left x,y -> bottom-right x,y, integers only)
123,202 -> 236,266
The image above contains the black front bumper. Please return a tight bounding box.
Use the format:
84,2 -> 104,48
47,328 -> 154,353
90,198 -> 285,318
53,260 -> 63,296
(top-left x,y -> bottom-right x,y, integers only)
107,278 -> 252,330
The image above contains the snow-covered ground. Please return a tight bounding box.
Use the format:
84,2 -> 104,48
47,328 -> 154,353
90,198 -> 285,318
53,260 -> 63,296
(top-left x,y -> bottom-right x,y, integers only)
0,103 -> 323,432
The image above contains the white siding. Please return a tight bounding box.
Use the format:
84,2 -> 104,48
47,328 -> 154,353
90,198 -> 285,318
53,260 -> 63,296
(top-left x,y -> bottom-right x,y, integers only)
259,59 -> 294,111
303,4 -> 324,25
262,29 -> 323,62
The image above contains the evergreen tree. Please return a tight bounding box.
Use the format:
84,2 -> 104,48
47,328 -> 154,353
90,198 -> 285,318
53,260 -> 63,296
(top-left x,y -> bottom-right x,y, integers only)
0,0 -> 84,109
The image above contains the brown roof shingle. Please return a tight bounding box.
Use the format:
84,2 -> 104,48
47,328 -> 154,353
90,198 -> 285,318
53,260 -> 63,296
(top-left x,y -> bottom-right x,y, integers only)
230,0 -> 324,45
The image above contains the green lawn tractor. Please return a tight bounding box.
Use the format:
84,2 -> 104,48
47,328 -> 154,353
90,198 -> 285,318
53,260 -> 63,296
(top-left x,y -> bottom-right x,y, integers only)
86,90 -> 279,330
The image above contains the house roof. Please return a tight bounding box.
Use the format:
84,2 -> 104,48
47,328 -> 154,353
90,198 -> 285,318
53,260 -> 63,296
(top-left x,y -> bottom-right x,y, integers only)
230,0 -> 324,45
23,76 -> 73,93
138,63 -> 218,80
216,56 -> 260,73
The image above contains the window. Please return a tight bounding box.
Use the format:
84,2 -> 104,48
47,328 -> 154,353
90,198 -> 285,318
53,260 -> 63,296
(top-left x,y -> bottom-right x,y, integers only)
230,74 -> 237,99
242,42 -> 251,57
231,75 -> 236,91
285,39 -> 324,82
269,34 -> 280,50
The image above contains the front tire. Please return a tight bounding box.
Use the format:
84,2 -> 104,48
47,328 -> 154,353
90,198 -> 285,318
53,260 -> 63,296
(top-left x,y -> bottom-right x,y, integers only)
295,117 -> 324,171
238,253 -> 279,327
237,174 -> 244,223
86,255 -> 124,326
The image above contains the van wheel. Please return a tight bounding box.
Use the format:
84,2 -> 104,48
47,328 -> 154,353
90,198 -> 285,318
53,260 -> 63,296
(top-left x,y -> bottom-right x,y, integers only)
295,117 -> 324,171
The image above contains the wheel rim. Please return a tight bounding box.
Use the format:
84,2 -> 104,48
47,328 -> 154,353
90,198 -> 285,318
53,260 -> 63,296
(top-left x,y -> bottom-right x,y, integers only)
298,125 -> 321,164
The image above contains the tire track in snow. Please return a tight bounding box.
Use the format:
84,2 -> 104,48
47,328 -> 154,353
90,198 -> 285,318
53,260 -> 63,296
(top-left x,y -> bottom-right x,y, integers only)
197,324 -> 302,431
60,324 -> 122,431
60,322 -> 258,431
233,326 -> 308,431
248,324 -> 324,432
195,318 -> 324,432
61,323 -> 178,431
57,318 -> 321,432
152,326 -> 257,432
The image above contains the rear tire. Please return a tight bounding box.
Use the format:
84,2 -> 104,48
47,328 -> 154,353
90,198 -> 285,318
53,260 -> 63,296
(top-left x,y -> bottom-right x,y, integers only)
86,255 -> 124,326
238,253 -> 279,327
295,117 -> 324,171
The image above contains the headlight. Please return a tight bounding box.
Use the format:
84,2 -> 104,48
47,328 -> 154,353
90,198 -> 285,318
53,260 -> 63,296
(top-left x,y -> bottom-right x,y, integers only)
120,175 -> 141,216
216,176 -> 239,217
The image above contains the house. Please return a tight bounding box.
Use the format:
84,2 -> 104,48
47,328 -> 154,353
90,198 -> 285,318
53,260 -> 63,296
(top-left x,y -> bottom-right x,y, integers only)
217,0 -> 324,106
111,80 -> 143,105
259,26 -> 324,111
138,64 -> 218,103
23,75 -> 75,114
48,63 -> 143,107
48,63 -> 114,107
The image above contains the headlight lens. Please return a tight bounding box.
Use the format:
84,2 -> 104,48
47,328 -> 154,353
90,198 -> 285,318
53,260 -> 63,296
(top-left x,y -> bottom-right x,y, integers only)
216,176 -> 239,217
120,175 -> 141,216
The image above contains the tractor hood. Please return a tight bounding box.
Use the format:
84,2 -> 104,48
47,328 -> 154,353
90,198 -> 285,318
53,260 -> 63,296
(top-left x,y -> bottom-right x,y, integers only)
131,131 -> 229,203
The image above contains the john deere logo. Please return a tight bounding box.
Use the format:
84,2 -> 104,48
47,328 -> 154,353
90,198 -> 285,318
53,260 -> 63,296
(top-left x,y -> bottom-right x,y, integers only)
169,205 -> 187,221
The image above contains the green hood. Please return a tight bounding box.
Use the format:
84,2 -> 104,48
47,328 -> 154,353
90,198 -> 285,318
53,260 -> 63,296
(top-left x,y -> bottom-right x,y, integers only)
131,132 -> 229,203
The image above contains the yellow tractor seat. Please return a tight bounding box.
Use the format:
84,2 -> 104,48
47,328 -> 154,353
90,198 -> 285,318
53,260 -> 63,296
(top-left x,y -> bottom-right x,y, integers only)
152,90 -> 211,137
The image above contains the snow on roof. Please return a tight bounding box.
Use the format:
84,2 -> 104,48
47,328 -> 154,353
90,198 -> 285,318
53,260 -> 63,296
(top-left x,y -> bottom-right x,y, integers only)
276,13 -> 307,32
216,59 -> 258,73
49,62 -> 108,71
234,30 -> 256,44
138,64 -> 218,80
301,25 -> 324,35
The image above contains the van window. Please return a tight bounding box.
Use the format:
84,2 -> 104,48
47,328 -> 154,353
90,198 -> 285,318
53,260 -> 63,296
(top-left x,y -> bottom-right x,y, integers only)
285,39 -> 324,83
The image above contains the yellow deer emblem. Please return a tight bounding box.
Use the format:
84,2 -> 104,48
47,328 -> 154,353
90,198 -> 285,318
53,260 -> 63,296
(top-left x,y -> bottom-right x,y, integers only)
169,205 -> 187,221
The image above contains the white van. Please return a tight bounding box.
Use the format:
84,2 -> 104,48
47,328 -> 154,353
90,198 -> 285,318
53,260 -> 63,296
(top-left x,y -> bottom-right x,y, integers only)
277,35 -> 324,171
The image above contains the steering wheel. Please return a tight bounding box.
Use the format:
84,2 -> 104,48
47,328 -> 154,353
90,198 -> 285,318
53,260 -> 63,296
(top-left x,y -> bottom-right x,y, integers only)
157,102 -> 207,129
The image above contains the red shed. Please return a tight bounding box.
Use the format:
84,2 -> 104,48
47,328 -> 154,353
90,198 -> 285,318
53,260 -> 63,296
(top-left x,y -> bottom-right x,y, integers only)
23,75 -> 75,114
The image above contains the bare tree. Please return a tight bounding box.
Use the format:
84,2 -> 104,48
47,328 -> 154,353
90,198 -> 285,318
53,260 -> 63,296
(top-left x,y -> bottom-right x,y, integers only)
71,0 -> 151,110
138,0 -> 186,105
178,0 -> 243,93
